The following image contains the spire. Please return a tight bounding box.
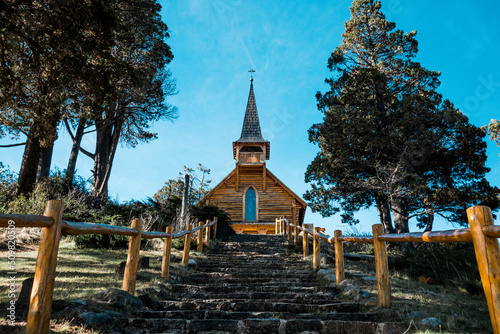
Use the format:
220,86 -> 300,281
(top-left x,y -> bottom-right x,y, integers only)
236,77 -> 265,142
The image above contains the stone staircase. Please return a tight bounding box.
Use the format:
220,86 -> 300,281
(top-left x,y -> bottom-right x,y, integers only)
129,234 -> 403,334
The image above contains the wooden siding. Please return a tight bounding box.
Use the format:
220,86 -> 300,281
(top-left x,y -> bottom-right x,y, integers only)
201,166 -> 305,224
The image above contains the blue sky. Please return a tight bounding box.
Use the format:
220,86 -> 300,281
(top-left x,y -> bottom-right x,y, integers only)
1,0 -> 499,234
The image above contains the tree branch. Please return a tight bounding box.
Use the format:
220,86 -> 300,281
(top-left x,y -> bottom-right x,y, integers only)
0,142 -> 26,148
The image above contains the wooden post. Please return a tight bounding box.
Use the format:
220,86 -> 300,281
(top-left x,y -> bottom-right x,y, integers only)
303,229 -> 309,257
161,226 -> 173,280
182,224 -> 193,267
294,223 -> 299,246
334,230 -> 345,285
26,200 -> 64,334
287,219 -> 292,242
275,218 -> 279,235
467,206 -> 500,334
313,227 -> 320,270
122,219 -> 142,295
197,221 -> 204,252
205,219 -> 210,245
372,224 -> 391,308
213,217 -> 218,239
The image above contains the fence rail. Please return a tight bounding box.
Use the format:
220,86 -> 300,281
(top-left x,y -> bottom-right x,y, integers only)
275,205 -> 500,334
0,200 -> 217,334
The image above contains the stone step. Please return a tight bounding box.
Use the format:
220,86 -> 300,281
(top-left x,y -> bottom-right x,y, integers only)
125,234 -> 404,333
166,291 -> 338,302
193,267 -> 311,275
137,309 -> 375,321
129,318 -> 405,334
179,276 -> 314,285
160,300 -> 360,313
171,283 -> 338,294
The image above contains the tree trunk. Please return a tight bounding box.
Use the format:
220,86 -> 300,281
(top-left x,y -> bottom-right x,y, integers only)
180,174 -> 190,231
376,195 -> 394,233
65,118 -> 86,187
16,126 -> 41,195
391,195 -> 414,251
91,116 -> 122,199
391,196 -> 409,233
424,207 -> 434,232
36,143 -> 54,182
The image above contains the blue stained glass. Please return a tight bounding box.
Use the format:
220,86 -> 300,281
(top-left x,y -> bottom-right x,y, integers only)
245,187 -> 256,221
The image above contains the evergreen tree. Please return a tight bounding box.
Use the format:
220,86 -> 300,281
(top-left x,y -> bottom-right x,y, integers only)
305,0 -> 498,233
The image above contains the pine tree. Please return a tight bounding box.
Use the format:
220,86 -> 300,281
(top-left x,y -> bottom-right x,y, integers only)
305,0 -> 499,233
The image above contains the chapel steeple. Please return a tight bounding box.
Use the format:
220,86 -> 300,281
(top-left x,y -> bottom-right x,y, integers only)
232,74 -> 270,192
233,76 -> 270,163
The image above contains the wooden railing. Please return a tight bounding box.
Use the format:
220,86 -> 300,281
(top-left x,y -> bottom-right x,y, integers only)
0,200 -> 218,334
276,206 -> 500,334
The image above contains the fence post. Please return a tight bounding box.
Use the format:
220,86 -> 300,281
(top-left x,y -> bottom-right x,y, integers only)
197,221 -> 204,252
303,229 -> 309,257
26,200 -> 64,334
182,224 -> 193,267
161,226 -> 173,280
334,230 -> 345,285
213,217 -> 218,239
313,227 -> 320,270
205,219 -> 210,245
294,223 -> 299,246
467,205 -> 500,334
287,220 -> 292,242
372,224 -> 391,308
123,219 -> 142,295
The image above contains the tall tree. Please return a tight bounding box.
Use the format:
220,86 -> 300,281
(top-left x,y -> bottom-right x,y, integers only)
305,0 -> 498,233
85,0 -> 177,199
0,0 -> 117,194
1,0 -> 177,198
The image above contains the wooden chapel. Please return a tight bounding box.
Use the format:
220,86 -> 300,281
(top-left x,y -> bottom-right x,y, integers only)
197,76 -> 307,234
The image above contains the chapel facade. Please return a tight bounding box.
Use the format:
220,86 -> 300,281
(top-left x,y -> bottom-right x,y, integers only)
197,77 -> 306,234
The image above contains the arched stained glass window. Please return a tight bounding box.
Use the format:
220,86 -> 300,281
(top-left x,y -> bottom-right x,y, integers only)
245,187 -> 256,221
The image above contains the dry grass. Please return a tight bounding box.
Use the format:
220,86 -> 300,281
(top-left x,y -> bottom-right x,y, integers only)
0,235 -> 210,333
315,240 -> 493,334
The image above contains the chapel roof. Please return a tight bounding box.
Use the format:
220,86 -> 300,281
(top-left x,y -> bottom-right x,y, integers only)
235,79 -> 267,143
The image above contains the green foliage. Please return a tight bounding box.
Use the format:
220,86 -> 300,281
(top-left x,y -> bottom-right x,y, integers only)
154,164 -> 212,206
485,119 -> 500,148
190,204 -> 234,240
0,170 -> 184,249
389,243 -> 482,294
305,0 -> 499,233
171,237 -> 197,251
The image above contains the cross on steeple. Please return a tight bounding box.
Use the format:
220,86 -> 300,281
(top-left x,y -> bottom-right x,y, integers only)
249,69 -> 255,81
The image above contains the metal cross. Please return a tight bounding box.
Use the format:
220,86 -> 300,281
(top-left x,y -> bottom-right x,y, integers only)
249,69 -> 255,80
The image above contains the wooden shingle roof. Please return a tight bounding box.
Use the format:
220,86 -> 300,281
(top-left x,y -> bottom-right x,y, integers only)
235,80 -> 266,143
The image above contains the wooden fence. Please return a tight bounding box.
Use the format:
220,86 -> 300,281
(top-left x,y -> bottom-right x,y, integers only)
0,200 -> 218,334
276,205 -> 500,334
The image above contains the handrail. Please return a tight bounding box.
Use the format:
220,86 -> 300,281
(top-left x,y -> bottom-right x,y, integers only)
61,220 -> 140,236
277,206 -> 500,334
0,213 -> 54,228
0,200 -> 218,334
482,225 -> 500,238
378,228 -> 472,243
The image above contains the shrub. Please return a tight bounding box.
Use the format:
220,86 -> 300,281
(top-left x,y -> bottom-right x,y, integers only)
190,204 -> 234,240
